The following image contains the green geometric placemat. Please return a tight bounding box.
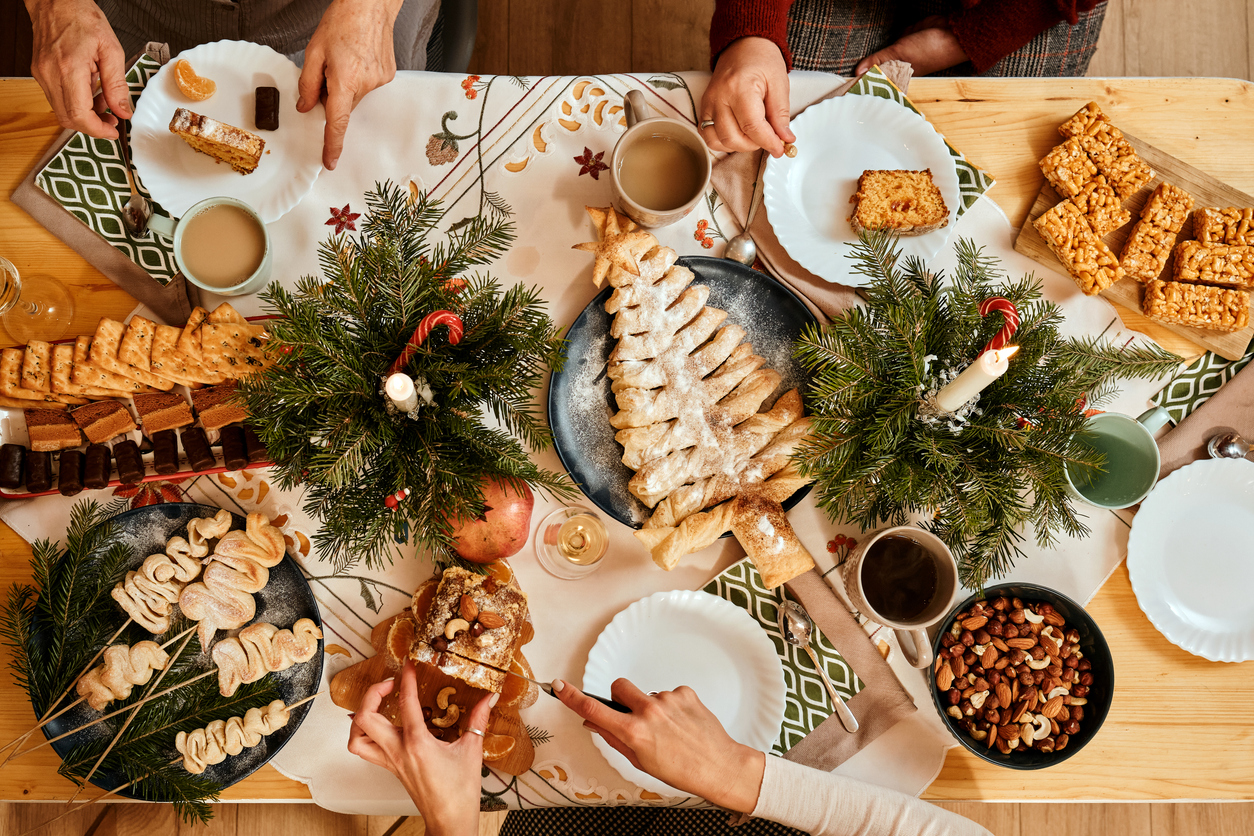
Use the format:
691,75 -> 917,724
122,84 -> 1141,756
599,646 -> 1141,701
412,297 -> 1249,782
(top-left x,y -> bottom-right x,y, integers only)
34,55 -> 176,285
703,559 -> 863,756
848,66 -> 996,215
1151,341 -> 1254,423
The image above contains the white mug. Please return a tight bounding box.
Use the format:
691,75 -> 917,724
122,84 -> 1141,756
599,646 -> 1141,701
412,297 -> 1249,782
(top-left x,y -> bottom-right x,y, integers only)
609,90 -> 712,229
148,196 -> 272,297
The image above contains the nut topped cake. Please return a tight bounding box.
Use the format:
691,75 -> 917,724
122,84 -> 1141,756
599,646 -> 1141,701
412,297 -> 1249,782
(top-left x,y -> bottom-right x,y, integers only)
169,108 -> 265,175
409,567 -> 527,692
849,169 -> 949,236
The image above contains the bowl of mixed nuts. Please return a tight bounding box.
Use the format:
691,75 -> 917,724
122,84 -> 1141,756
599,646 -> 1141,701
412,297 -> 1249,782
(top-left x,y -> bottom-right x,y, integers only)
927,583 -> 1113,768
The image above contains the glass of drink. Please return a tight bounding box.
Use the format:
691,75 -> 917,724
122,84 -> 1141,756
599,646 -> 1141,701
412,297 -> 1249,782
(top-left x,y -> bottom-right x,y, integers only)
0,256 -> 76,343
534,505 -> 609,580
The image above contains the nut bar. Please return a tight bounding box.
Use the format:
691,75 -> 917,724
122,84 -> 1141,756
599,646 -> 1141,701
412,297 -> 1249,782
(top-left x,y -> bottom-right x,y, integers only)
1033,200 -> 1123,295
1038,138 -> 1098,198
1077,128 -> 1155,199
1195,207 -> 1254,246
1120,182 -> 1195,282
1142,278 -> 1250,332
1174,240 -> 1254,288
1057,101 -> 1110,139
1068,177 -> 1130,238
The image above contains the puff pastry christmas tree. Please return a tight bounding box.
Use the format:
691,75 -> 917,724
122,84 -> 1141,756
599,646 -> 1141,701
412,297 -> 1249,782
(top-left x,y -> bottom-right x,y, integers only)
574,207 -> 814,587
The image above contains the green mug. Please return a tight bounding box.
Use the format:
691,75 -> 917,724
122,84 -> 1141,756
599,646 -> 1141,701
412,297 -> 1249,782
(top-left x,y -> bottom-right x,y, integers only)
1064,407 -> 1171,509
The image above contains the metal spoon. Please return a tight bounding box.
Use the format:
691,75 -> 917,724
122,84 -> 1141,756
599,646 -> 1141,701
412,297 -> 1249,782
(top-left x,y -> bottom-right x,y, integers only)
115,118 -> 152,237
1207,431 -> 1252,460
777,600 -> 859,733
724,151 -> 770,266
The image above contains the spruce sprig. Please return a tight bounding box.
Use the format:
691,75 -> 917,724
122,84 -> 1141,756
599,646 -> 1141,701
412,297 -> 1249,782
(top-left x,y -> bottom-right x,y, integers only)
796,233 -> 1182,588
238,182 -> 577,571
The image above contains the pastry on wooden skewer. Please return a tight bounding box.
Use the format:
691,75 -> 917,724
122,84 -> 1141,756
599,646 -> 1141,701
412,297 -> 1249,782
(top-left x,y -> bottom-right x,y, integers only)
179,513 -> 286,647
74,641 -> 169,711
175,699 -> 290,774
211,618 -> 322,697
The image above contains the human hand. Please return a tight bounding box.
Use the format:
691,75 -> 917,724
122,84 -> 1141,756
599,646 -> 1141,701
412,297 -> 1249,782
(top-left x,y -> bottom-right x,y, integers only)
348,660 -> 497,836
553,678 -> 765,812
854,16 -> 969,78
26,0 -> 132,138
297,0 -> 402,170
699,36 -> 795,157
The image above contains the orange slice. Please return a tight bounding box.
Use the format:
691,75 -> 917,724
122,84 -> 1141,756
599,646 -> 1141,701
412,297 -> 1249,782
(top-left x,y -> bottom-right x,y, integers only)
174,59 -> 216,101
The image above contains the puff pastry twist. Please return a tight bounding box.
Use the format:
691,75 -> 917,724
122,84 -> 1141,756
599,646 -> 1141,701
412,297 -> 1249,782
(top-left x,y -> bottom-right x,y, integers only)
211,618 -> 322,697
179,514 -> 286,648
175,699 -> 290,774
75,641 -> 169,711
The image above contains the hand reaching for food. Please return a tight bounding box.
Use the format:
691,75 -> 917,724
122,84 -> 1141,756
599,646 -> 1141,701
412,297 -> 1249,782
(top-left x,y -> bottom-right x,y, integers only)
699,36 -> 795,157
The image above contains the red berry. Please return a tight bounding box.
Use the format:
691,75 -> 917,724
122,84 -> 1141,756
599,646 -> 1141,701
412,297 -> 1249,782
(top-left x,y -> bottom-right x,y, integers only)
834,534 -> 847,546
846,538 -> 858,549
701,237 -> 714,249
826,540 -> 839,553
696,219 -> 708,231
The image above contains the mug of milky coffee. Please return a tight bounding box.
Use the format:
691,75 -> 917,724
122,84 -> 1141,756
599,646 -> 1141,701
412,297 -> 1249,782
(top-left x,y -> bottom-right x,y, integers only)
610,90 -> 712,229
148,197 -> 271,296
842,526 -> 959,669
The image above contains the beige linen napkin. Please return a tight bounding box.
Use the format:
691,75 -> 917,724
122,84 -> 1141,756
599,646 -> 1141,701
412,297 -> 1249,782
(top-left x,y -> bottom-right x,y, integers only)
10,43 -> 200,326
779,569 -> 917,771
709,61 -> 915,322
1157,361 -> 1254,479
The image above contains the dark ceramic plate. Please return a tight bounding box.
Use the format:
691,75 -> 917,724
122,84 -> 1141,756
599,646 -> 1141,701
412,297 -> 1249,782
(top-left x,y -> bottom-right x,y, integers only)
35,503 -> 322,797
927,582 -> 1113,769
548,256 -> 818,529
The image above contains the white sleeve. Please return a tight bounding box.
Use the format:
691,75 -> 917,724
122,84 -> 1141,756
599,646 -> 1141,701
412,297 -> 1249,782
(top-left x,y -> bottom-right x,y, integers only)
750,756 -> 992,836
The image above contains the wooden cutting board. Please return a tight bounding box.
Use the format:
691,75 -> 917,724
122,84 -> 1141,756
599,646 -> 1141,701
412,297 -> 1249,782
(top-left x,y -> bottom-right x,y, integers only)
1014,130 -> 1254,361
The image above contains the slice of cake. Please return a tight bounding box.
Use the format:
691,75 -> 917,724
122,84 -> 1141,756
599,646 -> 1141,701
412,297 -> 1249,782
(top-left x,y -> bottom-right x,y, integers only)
409,567 -> 527,693
132,392 -> 194,435
25,408 -> 83,452
169,108 -> 265,175
192,382 -> 247,430
849,170 -> 949,236
71,400 -> 137,444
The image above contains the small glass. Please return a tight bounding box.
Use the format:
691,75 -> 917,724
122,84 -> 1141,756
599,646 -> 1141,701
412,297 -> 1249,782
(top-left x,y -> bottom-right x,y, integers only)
534,505 -> 609,580
0,256 -> 76,343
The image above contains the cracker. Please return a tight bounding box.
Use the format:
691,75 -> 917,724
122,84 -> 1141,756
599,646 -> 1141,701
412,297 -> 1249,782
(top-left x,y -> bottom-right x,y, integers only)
0,395 -> 65,410
0,348 -> 87,404
51,344 -> 129,398
118,315 -> 157,373
179,307 -> 209,358
151,324 -> 225,386
90,318 -> 175,391
21,341 -> 52,392
206,303 -> 248,324
71,337 -> 154,393
200,322 -> 269,379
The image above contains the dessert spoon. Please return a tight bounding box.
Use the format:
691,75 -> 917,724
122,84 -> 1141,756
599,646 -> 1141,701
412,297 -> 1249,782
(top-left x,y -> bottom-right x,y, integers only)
115,118 -> 153,237
778,600 -> 859,733
1207,431 -> 1252,460
723,151 -> 769,266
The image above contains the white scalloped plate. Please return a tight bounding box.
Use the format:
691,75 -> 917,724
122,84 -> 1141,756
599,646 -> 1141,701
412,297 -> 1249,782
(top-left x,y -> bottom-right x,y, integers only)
762,94 -> 960,285
1127,458 -> 1254,662
131,40 -> 323,224
582,589 -> 786,796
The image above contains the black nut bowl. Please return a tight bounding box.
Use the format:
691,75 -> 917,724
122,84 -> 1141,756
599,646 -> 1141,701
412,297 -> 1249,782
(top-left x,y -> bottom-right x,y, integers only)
927,582 -> 1113,769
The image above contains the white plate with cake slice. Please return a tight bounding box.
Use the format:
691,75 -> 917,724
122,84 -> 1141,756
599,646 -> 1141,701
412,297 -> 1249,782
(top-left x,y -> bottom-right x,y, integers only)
131,40 -> 324,224
762,94 -> 961,285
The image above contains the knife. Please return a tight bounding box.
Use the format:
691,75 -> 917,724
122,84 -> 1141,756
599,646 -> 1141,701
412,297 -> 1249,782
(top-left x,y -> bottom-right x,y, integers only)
422,644 -> 631,713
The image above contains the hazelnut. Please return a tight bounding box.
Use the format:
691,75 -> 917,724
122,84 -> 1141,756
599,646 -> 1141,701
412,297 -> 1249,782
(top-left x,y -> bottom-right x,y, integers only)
1012,598 -> 1024,609
1061,668 -> 1077,683
1018,672 -> 1033,687
1064,655 -> 1079,669
1055,733 -> 1070,751
948,644 -> 966,659
987,621 -> 1004,637
431,636 -> 449,652
1032,670 -> 1046,685
422,706 -> 433,720
992,597 -> 1009,611
1071,685 -> 1089,698
1079,672 -> 1094,686
1009,649 -> 1027,665
1037,737 -> 1056,753
1071,706 -> 1085,722
1030,646 -> 1047,661
1066,629 -> 1081,645
1078,658 -> 1092,671
961,700 -> 975,717
1047,664 -> 1063,679
1009,609 -> 1026,625
471,622 -> 485,638
960,630 -> 975,647
1003,623 -> 1020,639
947,688 -> 961,706
985,708 -> 1001,725
974,629 -> 991,645
941,632 -> 957,648
1064,720 -> 1080,735
963,651 -> 977,666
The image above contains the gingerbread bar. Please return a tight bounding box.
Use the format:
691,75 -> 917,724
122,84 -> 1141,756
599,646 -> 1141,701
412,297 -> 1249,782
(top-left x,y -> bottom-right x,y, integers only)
1068,177 -> 1130,238
1194,207 -> 1254,246
1077,128 -> 1154,199
1120,183 -> 1195,282
1143,278 -> 1250,332
1038,138 -> 1099,198
1058,101 -> 1111,139
1033,200 -> 1123,295
1174,241 -> 1254,289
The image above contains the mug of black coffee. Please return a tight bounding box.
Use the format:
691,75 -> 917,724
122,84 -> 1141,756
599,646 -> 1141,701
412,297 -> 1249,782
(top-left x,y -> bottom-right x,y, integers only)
842,526 -> 959,669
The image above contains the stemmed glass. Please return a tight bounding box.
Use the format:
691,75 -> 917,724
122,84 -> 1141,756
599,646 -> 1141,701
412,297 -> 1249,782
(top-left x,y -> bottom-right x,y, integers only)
0,256 -> 76,342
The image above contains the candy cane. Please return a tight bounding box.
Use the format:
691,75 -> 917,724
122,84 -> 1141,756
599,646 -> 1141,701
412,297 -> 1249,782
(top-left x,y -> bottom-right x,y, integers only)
979,297 -> 1019,355
388,310 -> 464,374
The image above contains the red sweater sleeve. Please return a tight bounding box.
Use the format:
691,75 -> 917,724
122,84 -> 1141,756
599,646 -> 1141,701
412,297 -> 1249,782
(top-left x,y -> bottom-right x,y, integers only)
950,0 -> 1106,74
709,0 -> 796,71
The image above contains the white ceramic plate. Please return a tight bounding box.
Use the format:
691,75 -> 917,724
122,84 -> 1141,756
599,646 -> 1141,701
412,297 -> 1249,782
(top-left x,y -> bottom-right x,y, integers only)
582,589 -> 786,796
131,40 -> 323,224
762,94 -> 961,285
1127,458 -> 1254,662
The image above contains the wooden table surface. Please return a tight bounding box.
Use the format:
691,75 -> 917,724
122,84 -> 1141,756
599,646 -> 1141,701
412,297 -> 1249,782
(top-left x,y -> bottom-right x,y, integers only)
0,76 -> 1250,803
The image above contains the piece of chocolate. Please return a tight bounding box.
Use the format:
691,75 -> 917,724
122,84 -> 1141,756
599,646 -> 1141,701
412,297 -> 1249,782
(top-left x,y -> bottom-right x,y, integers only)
180,427 -> 216,472
26,450 -> 52,493
58,449 -> 85,497
255,86 -> 279,131
0,444 -> 25,490
84,444 -> 112,490
220,424 -> 248,470
153,430 -> 180,475
113,439 -> 145,485
243,425 -> 268,463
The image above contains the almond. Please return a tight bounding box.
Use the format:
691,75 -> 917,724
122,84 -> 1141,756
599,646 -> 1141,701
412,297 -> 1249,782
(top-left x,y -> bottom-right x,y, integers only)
459,594 -> 479,622
996,682 -> 1012,709
962,615 -> 989,631
936,663 -> 955,691
997,724 -> 1020,741
980,645 -> 998,668
1006,637 -> 1037,650
951,655 -> 967,678
1042,609 -> 1066,627
1040,695 -> 1064,718
477,612 -> 506,629
991,637 -> 1010,652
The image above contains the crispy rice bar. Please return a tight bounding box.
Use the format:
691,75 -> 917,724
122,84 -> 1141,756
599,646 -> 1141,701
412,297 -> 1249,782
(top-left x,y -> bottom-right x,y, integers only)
1120,183 -> 1196,282
1195,207 -> 1254,246
1033,200 -> 1123,295
1077,129 -> 1155,199
1143,279 -> 1250,332
1069,177 -> 1131,238
1058,102 -> 1111,139
1174,241 -> 1254,289
1039,138 -> 1099,198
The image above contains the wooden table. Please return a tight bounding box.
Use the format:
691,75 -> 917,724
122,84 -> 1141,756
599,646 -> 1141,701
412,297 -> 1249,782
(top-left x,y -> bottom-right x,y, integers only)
1,76 -> 1250,803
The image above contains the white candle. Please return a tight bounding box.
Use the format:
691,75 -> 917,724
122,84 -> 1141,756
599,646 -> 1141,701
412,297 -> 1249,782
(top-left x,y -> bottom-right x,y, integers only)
934,346 -> 1019,413
384,373 -> 419,412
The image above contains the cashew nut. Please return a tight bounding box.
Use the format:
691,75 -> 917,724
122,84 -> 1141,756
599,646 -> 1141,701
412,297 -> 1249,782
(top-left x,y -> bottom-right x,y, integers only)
972,643 -> 988,655
969,690 -> 989,710
1033,714 -> 1051,741
1069,696 -> 1088,706
1021,721 -> 1036,744
1045,686 -> 1069,700
1026,656 -> 1051,670
436,686 -> 457,710
431,703 -> 461,728
444,618 -> 471,640
970,728 -> 988,741
946,706 -> 962,719
1022,609 -> 1044,624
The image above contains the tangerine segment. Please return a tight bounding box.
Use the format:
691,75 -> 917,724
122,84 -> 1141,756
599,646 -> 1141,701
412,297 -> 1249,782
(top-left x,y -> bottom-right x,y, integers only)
174,59 -> 216,101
